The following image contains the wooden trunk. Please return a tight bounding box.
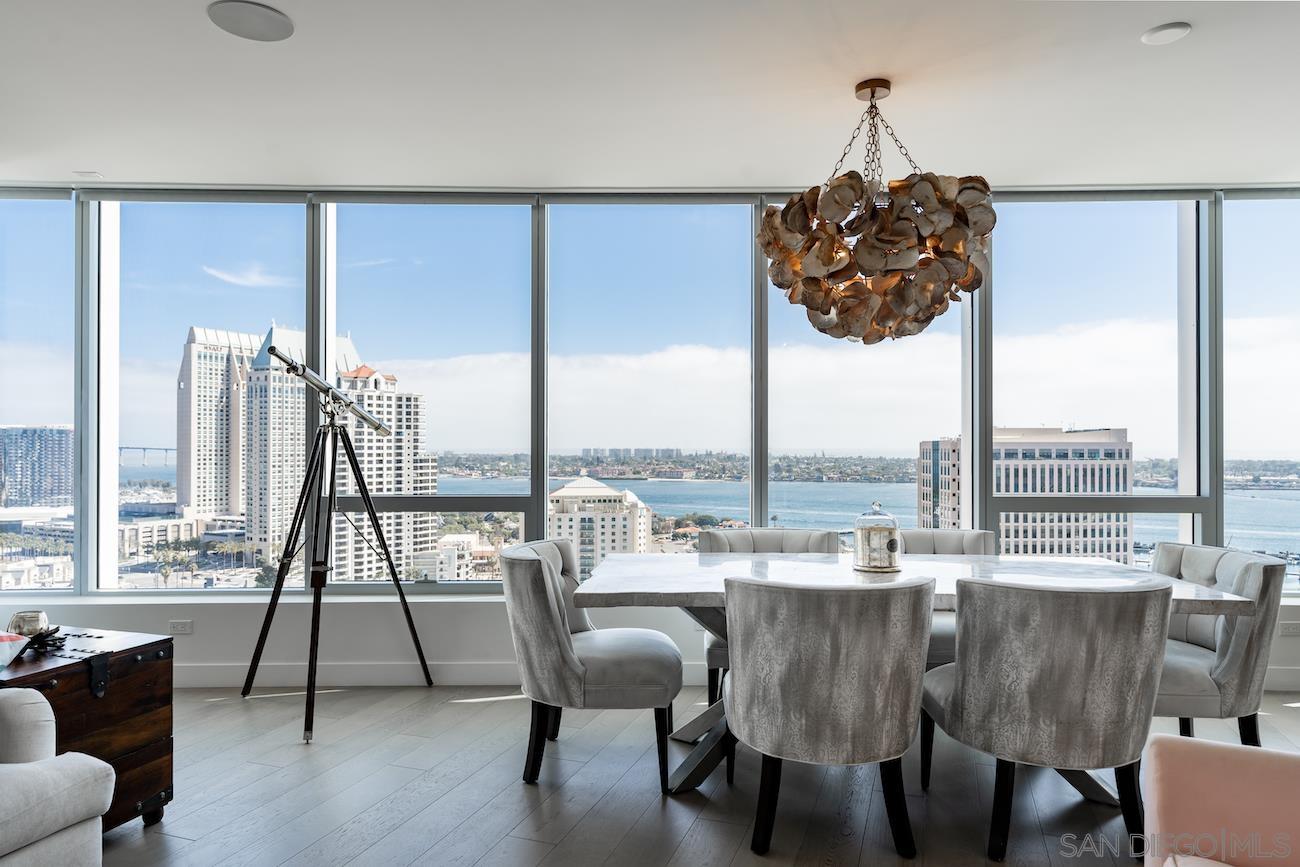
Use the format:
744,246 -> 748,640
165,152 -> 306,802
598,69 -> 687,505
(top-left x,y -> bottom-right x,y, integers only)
0,627 -> 174,830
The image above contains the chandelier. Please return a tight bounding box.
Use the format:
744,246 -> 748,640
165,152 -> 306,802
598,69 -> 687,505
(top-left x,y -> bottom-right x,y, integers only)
758,78 -> 995,344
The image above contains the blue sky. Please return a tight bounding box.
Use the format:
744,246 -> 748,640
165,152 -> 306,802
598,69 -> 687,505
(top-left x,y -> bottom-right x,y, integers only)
0,196 -> 1294,457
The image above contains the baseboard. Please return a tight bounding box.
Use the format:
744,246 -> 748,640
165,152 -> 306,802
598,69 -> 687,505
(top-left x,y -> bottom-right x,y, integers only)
177,660 -> 712,689
1265,665 -> 1300,692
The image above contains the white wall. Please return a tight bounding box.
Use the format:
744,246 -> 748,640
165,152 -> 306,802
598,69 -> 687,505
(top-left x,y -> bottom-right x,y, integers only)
5,596 -> 1298,691
2,595 -> 710,688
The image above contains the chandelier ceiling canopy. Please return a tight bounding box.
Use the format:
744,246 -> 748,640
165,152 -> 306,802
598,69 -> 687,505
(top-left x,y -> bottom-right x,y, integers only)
758,78 -> 996,344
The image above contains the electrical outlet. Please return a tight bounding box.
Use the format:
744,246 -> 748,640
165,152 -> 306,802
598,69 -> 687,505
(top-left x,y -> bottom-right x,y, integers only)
1278,622 -> 1300,637
168,619 -> 194,635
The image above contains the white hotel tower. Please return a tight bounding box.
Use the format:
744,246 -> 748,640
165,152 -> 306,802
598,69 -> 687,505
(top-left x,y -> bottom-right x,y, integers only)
547,477 -> 653,579
178,324 -> 436,578
918,427 -> 1135,563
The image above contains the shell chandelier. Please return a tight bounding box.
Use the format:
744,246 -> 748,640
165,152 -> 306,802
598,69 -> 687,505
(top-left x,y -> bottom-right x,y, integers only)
758,78 -> 996,344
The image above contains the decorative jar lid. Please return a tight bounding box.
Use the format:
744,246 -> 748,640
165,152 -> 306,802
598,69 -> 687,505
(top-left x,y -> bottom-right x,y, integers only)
855,501 -> 899,531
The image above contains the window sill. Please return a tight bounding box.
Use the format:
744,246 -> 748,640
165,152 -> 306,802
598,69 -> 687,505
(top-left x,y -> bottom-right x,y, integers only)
0,593 -> 506,605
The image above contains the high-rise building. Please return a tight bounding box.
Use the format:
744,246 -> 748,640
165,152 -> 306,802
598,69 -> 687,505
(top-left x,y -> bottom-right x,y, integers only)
547,476 -> 652,579
0,425 -> 73,507
918,427 -> 1135,563
328,362 -> 436,581
176,327 -> 262,517
178,323 -> 437,582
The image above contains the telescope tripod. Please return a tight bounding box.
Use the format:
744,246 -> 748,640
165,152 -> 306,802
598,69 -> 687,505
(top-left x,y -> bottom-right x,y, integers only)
241,404 -> 433,742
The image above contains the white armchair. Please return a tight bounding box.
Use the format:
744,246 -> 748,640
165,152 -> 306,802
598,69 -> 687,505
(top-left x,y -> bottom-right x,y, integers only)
0,689 -> 115,866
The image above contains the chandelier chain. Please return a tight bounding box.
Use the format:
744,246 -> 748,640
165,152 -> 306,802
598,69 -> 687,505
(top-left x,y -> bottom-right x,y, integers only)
826,107 -> 871,187
877,106 -> 921,175
827,99 -> 921,192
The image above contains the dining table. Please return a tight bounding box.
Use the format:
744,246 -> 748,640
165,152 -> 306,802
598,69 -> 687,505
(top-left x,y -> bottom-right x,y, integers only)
572,551 -> 1255,800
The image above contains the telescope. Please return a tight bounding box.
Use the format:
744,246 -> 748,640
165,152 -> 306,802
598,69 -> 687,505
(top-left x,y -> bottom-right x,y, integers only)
267,345 -> 390,437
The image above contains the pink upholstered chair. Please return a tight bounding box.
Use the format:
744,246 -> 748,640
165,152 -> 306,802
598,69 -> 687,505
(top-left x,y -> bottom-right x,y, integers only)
1144,733 -> 1300,866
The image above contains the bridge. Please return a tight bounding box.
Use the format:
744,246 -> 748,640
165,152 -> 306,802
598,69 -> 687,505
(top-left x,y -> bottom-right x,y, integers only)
119,446 -> 177,466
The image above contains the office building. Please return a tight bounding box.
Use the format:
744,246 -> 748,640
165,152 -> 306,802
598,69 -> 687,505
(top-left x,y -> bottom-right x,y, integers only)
919,428 -> 1135,563
0,425 -> 73,507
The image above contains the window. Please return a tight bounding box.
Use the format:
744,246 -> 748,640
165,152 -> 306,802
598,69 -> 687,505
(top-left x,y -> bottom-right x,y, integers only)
1224,198 -> 1300,590
331,204 -> 532,496
548,203 -> 752,577
993,200 -> 1190,496
0,196 -> 75,590
101,200 -> 305,589
768,192 -> 966,533
331,511 -> 522,583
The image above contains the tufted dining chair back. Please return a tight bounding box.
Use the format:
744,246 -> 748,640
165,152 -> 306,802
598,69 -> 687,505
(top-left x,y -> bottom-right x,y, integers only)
1150,542 -> 1286,717
723,575 -> 934,766
500,540 -> 595,709
698,528 -> 839,554
944,577 -> 1173,770
899,528 -> 996,555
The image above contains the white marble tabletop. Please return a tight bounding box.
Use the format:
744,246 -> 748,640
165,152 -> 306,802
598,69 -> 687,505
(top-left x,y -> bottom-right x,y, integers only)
574,553 -> 1254,615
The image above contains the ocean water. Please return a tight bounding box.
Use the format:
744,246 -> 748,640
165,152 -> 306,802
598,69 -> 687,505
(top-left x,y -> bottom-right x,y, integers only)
116,465 -> 1300,558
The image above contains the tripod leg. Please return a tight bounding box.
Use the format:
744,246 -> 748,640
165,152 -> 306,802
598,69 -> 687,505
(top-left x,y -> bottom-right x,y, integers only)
302,426 -> 340,742
243,424 -> 329,698
303,585 -> 323,743
339,427 -> 434,687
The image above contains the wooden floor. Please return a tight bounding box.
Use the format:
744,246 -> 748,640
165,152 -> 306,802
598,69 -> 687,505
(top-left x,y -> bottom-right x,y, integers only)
103,686 -> 1300,867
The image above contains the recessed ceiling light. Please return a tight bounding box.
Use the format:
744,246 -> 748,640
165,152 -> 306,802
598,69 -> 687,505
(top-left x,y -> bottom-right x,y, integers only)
207,1 -> 294,42
72,170 -> 103,179
1140,22 -> 1192,46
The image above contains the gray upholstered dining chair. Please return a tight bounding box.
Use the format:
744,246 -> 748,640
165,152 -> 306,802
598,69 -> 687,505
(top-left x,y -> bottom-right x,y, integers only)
899,528 -> 996,670
1149,542 -> 1286,746
697,528 -> 839,705
920,577 -> 1173,862
723,575 -> 934,857
500,539 -> 683,793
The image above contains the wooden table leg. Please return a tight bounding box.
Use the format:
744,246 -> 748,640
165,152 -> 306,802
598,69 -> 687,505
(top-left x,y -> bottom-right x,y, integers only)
670,699 -> 724,743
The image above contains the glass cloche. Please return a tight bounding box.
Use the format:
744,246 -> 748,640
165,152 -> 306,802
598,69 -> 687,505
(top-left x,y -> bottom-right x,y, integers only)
854,501 -> 901,573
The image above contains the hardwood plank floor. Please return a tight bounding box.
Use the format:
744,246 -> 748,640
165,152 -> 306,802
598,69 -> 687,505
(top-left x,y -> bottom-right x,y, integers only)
103,689 -> 1300,867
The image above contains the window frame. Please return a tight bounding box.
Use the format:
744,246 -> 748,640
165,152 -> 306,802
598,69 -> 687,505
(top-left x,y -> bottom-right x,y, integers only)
0,184 -> 1288,596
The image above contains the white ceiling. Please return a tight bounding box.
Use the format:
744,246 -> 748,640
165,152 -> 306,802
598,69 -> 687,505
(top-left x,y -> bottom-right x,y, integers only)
1,0 -> 1296,190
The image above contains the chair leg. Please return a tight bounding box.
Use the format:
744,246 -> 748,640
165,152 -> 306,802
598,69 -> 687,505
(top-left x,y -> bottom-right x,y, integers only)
523,701 -> 551,783
667,701 -> 673,734
546,706 -> 562,741
1115,761 -> 1144,857
880,757 -> 917,858
1238,713 -> 1261,747
724,727 -> 737,784
654,706 -> 671,794
1178,717 -> 1194,737
987,759 -> 1016,862
707,667 -> 719,705
751,754 -> 783,855
920,711 -> 934,792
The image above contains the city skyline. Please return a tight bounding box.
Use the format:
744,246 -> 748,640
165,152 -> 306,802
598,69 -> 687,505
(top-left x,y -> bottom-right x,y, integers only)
2,199 -> 1298,458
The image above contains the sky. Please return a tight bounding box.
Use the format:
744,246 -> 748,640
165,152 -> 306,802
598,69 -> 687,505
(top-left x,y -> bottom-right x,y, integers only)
1,197 -> 1295,460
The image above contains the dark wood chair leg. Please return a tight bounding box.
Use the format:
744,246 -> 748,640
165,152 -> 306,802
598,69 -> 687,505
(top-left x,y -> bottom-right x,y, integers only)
987,759 -> 1016,862
751,754 -> 783,855
1238,713 -> 1261,747
724,728 -> 736,784
707,667 -> 719,705
667,701 -> 673,734
880,757 -> 917,858
546,705 -> 562,741
920,711 -> 934,791
1178,717 -> 1194,737
1115,761 -> 1144,858
523,700 -> 551,783
654,706 -> 671,794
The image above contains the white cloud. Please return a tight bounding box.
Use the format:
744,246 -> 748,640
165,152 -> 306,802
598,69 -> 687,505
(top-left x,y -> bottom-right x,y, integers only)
5,317 -> 1296,461
342,258 -> 396,269
200,263 -> 297,288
